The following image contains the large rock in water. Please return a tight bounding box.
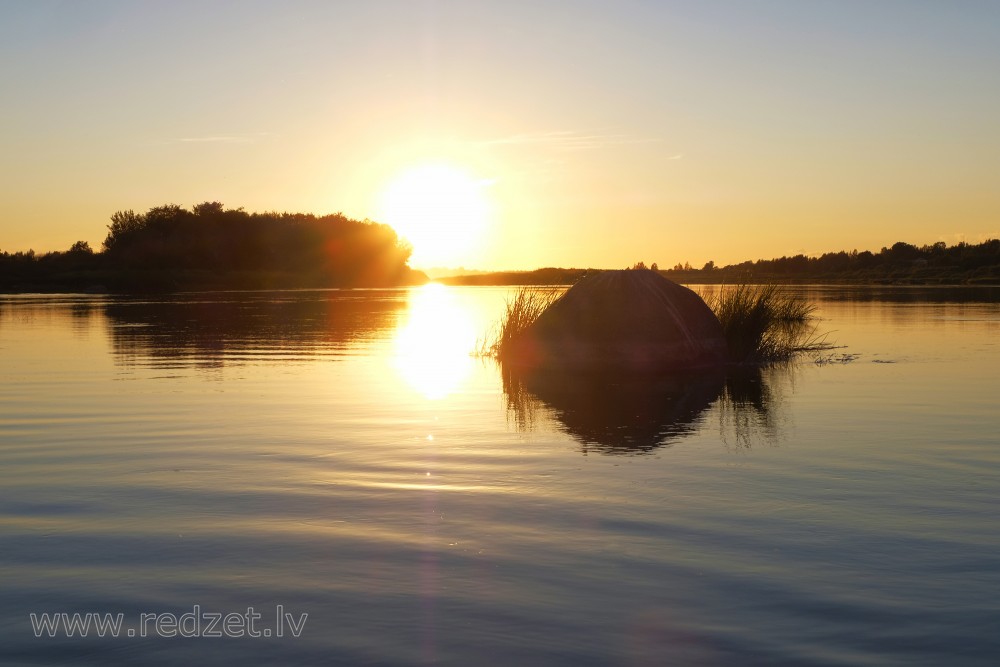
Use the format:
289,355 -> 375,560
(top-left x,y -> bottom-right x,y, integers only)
507,270 -> 727,372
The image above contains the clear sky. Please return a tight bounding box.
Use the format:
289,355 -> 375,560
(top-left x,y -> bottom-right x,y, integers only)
2,0 -> 998,270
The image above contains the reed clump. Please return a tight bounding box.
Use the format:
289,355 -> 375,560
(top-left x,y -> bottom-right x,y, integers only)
480,287 -> 561,359
701,284 -> 825,363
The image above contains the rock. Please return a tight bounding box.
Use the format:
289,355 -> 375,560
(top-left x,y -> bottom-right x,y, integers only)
506,270 -> 727,371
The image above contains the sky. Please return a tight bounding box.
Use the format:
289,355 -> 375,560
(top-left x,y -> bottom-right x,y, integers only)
1,0 -> 999,270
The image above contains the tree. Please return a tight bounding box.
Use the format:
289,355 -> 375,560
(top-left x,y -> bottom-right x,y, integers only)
103,210 -> 146,252
192,201 -> 225,217
885,241 -> 919,263
95,202 -> 417,287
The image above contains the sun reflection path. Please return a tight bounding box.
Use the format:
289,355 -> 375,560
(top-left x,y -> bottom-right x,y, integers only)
393,284 -> 478,400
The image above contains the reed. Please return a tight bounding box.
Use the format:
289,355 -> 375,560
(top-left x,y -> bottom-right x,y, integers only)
701,283 -> 824,363
480,286 -> 561,359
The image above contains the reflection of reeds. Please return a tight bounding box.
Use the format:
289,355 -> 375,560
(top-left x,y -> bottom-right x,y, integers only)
700,284 -> 828,363
716,367 -> 779,450
500,365 -> 544,431
479,287 -> 561,359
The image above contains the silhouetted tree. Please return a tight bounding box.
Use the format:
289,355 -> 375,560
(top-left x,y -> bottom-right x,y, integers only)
885,241 -> 920,263
192,201 -> 226,217
96,202 -> 417,288
103,210 -> 146,252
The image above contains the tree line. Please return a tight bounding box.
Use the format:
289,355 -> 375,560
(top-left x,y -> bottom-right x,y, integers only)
439,239 -> 1000,286
666,240 -> 1000,285
4,211 -> 999,290
1,202 -> 424,291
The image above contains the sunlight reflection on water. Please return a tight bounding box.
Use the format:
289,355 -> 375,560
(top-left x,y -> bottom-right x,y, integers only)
393,284 -> 478,400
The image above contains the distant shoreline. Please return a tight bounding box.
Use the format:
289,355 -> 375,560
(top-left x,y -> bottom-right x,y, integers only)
5,226 -> 998,292
4,274 -> 998,296
435,269 -> 1000,287
436,239 -> 1000,287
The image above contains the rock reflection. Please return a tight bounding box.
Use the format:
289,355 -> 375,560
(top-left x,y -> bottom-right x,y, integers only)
105,291 -> 407,369
503,364 -> 787,454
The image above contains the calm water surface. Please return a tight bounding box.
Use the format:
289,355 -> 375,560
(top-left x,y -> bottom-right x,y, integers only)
1,285 -> 998,666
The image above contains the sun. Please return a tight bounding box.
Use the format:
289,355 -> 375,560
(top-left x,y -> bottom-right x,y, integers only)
377,163 -> 493,268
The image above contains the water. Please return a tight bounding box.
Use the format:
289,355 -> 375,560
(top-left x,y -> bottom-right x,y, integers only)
1,285 -> 998,666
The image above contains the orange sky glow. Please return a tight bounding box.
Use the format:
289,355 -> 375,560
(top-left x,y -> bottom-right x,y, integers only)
1,1 -> 998,271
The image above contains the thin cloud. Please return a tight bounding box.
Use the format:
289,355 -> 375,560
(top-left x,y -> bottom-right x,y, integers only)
176,135 -> 254,144
477,130 -> 663,151
172,132 -> 276,145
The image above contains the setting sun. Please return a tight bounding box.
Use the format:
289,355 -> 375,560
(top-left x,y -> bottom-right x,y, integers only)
377,163 -> 493,268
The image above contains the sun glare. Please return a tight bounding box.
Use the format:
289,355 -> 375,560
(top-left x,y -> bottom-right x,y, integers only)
378,163 -> 492,268
393,283 -> 476,400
